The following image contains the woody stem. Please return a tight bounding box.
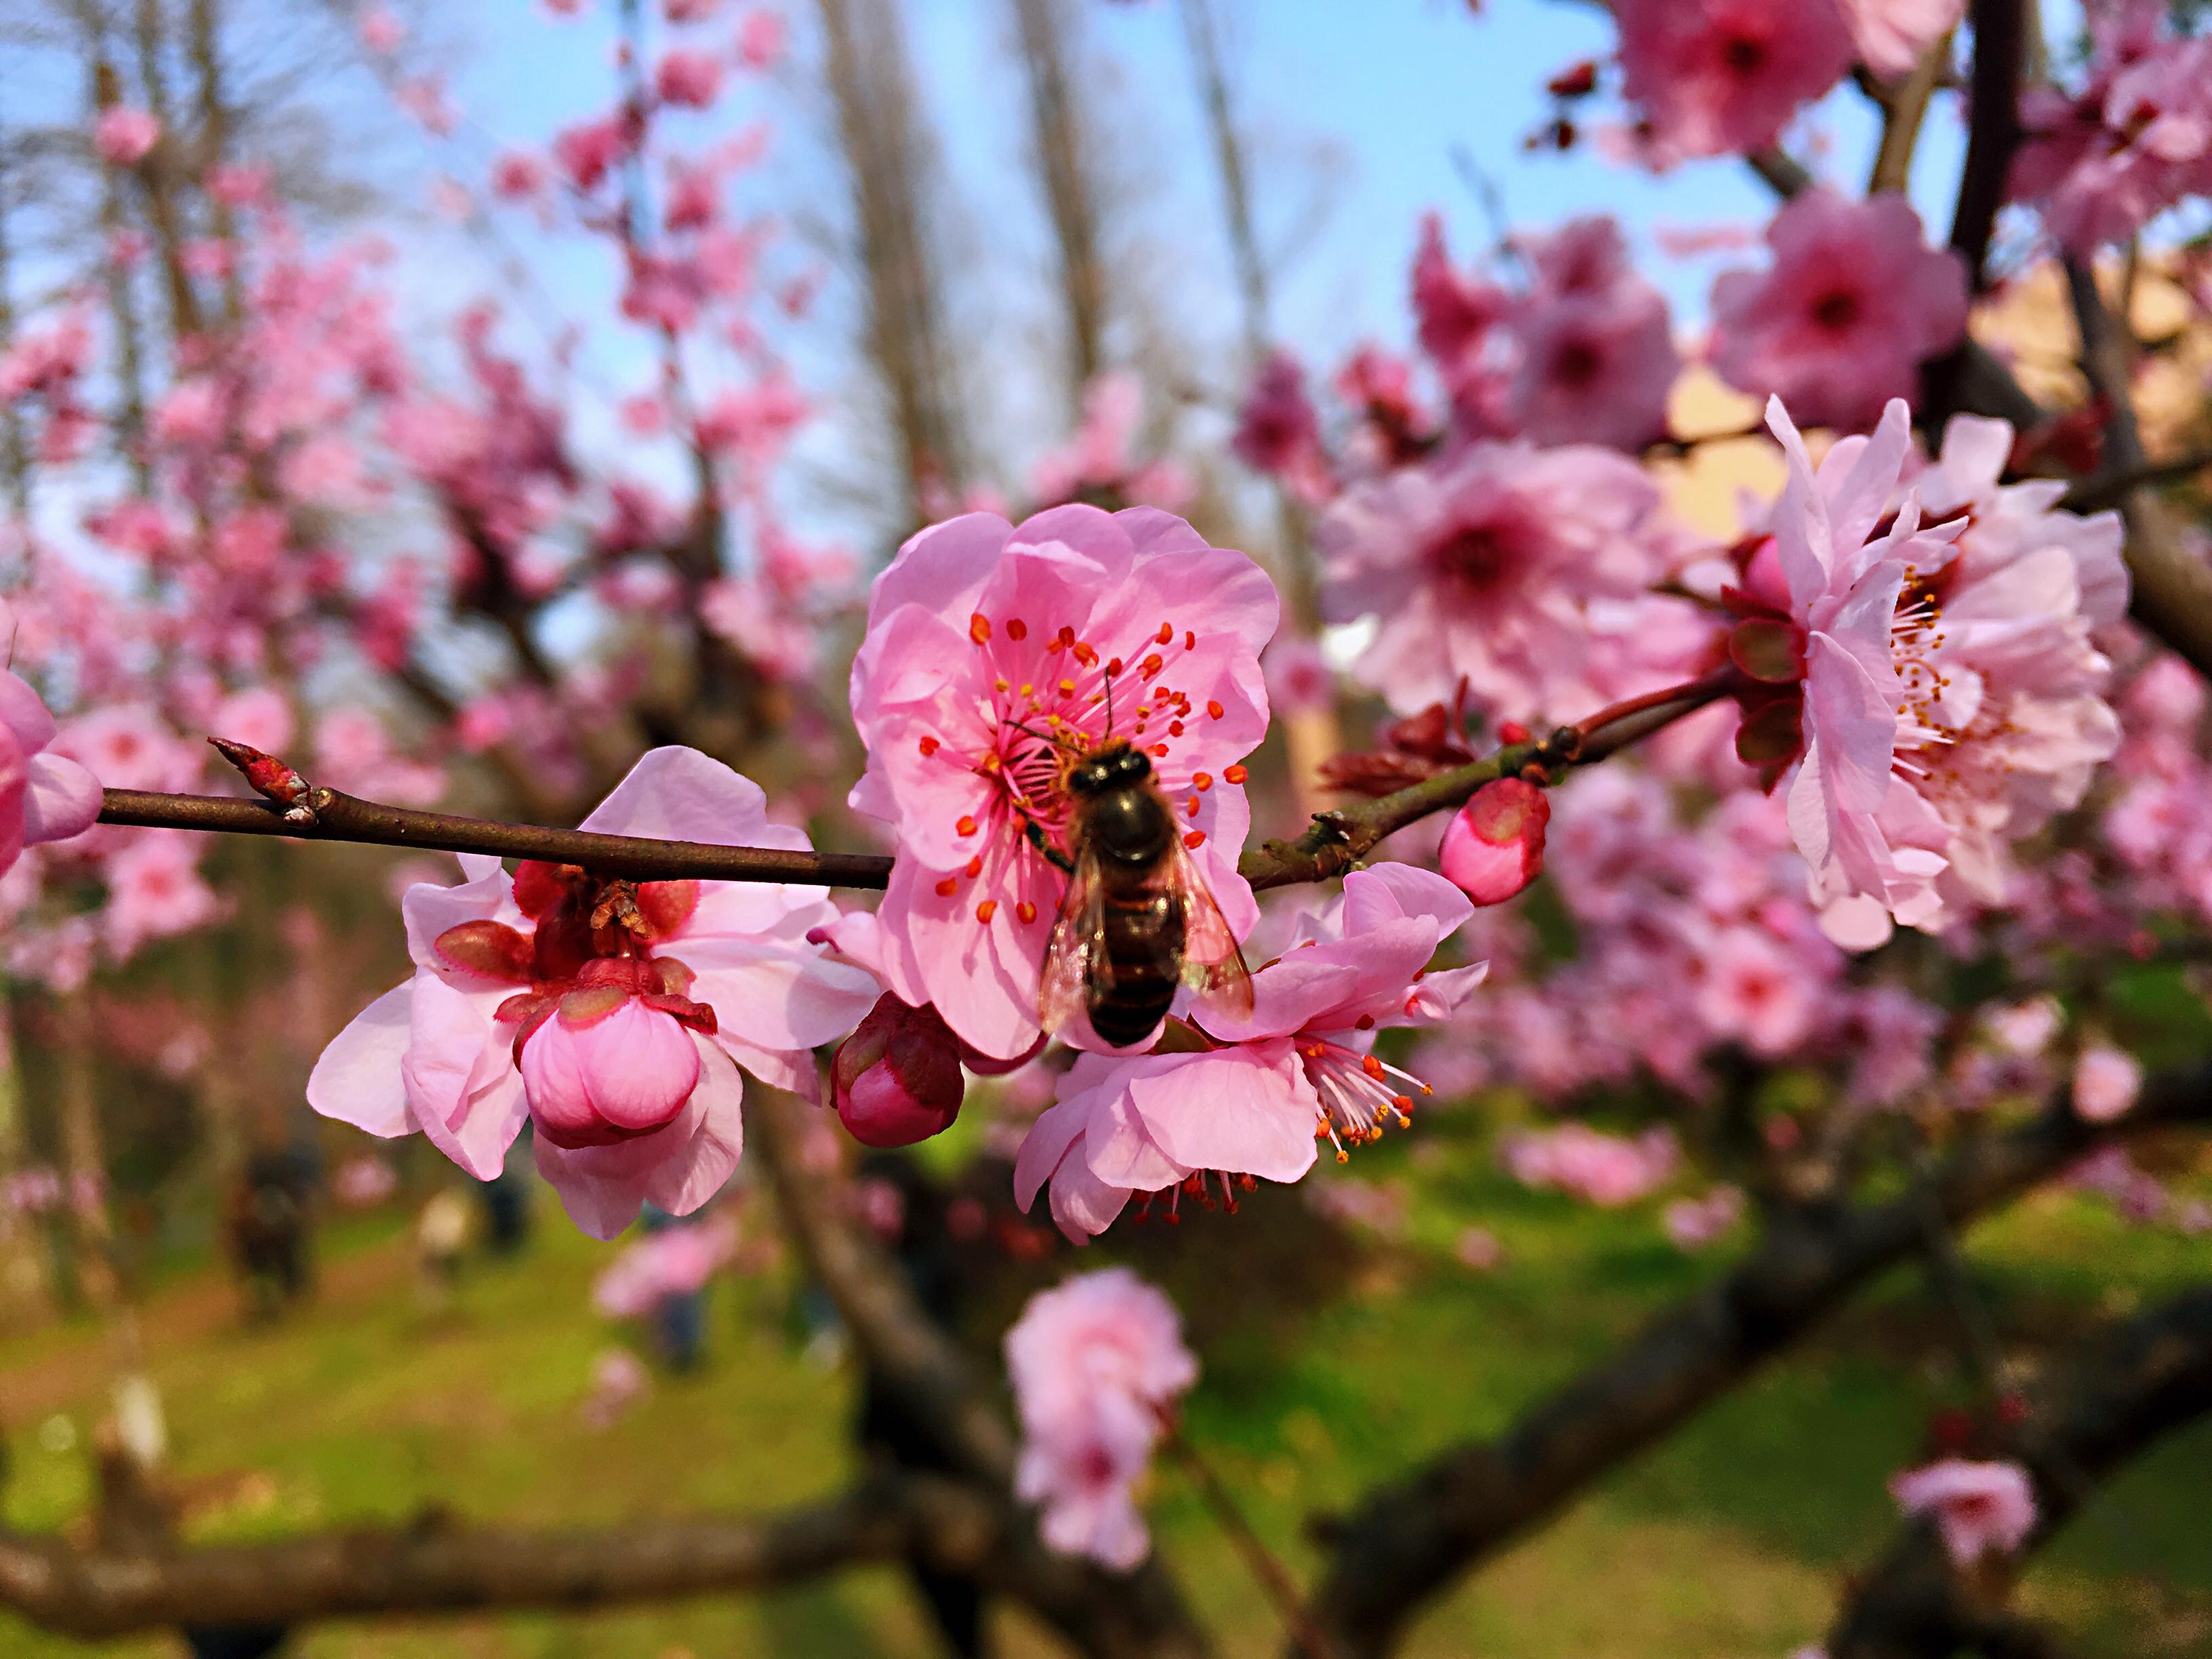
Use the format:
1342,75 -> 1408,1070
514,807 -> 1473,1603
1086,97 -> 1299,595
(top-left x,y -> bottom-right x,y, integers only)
1159,1416 -> 1340,1659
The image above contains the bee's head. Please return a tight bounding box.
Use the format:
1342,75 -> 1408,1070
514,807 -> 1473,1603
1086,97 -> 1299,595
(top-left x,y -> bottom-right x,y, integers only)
1067,741 -> 1151,797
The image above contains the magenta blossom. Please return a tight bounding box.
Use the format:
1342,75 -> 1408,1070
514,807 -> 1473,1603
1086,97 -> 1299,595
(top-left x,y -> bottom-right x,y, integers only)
848,506 -> 1275,1061
1888,1459 -> 2038,1567
0,613 -> 103,874
1614,0 -> 1853,165
1005,1267 -> 1197,1571
1014,865 -> 1486,1241
1319,439 -> 1669,718
1507,217 -> 1678,452
308,748 -> 879,1238
1709,191 -> 1967,433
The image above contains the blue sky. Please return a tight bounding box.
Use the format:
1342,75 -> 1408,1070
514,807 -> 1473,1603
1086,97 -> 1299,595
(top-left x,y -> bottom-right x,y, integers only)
0,0 -> 2000,559
427,0 -> 1976,458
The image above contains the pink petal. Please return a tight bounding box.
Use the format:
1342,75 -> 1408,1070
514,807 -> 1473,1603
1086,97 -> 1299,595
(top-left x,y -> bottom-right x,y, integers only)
306,983 -> 415,1137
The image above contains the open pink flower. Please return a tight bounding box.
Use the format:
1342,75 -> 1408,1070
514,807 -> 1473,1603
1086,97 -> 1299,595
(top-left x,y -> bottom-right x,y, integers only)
0,613 -> 103,874
308,748 -> 879,1238
1506,217 -> 1678,452
593,1214 -> 739,1318
1614,0 -> 1853,165
1745,399 -> 2124,943
1006,1267 -> 1196,1571
1889,1459 -> 2038,1566
94,107 -> 160,167
1837,0 -> 1961,78
1751,398 -> 1962,945
848,506 -> 1275,1061
2010,5 -> 2212,253
2072,1045 -> 2142,1124
1710,190 -> 1967,434
1014,866 -> 1485,1241
1319,439 -> 1668,718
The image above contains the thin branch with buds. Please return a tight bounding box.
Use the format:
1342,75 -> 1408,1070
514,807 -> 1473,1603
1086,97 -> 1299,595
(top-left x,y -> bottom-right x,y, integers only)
95,671 -> 1742,897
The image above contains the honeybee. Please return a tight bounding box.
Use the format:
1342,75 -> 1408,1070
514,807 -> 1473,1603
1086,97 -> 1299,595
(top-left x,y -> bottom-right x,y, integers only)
1037,736 -> 1255,1048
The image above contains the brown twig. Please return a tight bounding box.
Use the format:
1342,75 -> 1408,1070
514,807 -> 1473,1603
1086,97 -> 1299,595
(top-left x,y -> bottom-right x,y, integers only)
100,672 -> 1736,895
96,786 -> 898,888
1950,0 -> 2025,293
1162,1419 -> 1338,1659
2058,445 -> 2212,512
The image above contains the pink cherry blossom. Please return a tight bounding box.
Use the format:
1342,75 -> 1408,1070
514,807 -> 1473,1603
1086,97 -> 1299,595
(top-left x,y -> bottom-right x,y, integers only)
2011,5 -> 2212,253
1888,1459 -> 2038,1566
94,107 -> 161,167
1005,1267 -> 1196,1570
1709,191 -> 1967,433
1507,217 -> 1678,451
655,48 -> 724,109
1614,0 -> 1854,165
1836,0 -> 1961,79
1230,351 -> 1331,502
847,505 -> 1275,1061
580,1347 -> 651,1429
1015,866 -> 1485,1240
2072,1044 -> 2142,1124
1318,438 -> 1670,717
1760,397 -> 1963,945
736,7 -> 788,69
0,628 -> 103,874
102,832 -> 224,958
593,1214 -> 739,1318
1664,1185 -> 1744,1250
1502,1123 -> 1679,1208
307,748 -> 879,1238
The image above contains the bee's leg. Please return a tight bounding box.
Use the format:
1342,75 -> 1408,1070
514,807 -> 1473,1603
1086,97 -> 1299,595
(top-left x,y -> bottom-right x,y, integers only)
1025,819 -> 1076,874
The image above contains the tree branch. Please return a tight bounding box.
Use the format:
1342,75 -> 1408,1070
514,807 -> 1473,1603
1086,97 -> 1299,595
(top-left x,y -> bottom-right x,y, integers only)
745,1092 -> 1214,1659
2064,255 -> 2212,679
1950,0 -> 2025,292
96,787 -> 897,888
1828,1286 -> 2212,1659
97,676 -> 1734,895
0,1482 -> 942,1639
1302,1065 -> 2212,1658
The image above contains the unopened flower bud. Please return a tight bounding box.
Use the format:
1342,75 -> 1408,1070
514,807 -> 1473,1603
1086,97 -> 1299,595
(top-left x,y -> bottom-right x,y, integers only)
832,994 -> 965,1148
1438,777 -> 1549,905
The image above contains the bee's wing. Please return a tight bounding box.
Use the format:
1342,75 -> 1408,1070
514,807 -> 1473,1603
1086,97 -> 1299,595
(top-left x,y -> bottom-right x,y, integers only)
1165,840 -> 1256,1021
1038,839 -> 1109,1035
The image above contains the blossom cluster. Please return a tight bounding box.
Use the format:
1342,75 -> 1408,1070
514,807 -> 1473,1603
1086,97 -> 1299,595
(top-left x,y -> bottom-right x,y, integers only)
1004,1267 -> 1197,1570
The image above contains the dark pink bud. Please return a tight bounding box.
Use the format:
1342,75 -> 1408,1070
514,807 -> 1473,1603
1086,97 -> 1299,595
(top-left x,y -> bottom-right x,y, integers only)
1438,778 -> 1549,905
832,995 -> 965,1149
209,737 -> 311,808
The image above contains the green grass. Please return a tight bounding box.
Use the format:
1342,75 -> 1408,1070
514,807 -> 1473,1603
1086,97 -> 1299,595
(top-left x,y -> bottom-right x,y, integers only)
4,1117 -> 2210,1659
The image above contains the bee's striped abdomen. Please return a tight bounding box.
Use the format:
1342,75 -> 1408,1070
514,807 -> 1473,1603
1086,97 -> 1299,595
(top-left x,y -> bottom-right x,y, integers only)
1088,889 -> 1184,1047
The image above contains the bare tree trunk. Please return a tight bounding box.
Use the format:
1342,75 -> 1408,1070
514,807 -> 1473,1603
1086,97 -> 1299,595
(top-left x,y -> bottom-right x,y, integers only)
80,35 -> 155,491
53,992 -> 167,1479
1176,0 -> 1335,811
0,125 -> 33,522
184,0 -> 243,323
1010,0 -> 1107,413
815,0 -> 969,519
0,995 -> 54,1332
120,0 -> 203,344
